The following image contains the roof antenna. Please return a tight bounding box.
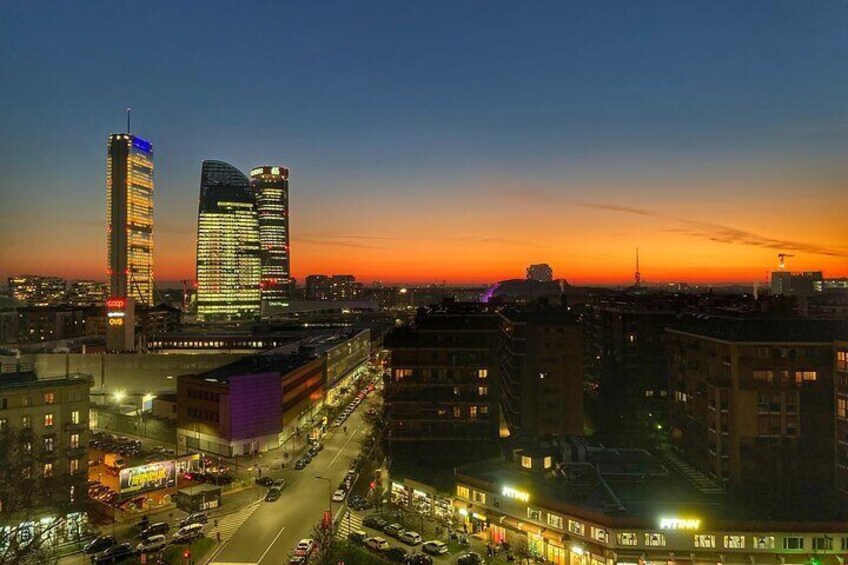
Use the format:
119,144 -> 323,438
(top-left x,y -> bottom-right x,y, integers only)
634,247 -> 641,288
127,107 -> 132,134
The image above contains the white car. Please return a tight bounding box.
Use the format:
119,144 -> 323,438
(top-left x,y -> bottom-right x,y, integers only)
422,540 -> 449,555
295,538 -> 315,556
366,537 -> 389,551
332,489 -> 346,502
399,531 -> 422,545
172,523 -> 204,544
136,534 -> 167,554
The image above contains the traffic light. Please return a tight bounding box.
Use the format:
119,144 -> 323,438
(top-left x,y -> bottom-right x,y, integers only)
183,547 -> 192,559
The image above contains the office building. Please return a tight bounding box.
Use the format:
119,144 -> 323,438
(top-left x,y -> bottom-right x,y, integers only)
14,306 -> 98,344
770,270 -> 822,297
667,316 -> 843,493
196,161 -> 261,321
107,133 -> 154,305
8,275 -> 67,306
305,274 -> 362,301
384,305 -> 501,465
66,280 -> 107,306
526,264 -> 554,282
250,166 -> 291,311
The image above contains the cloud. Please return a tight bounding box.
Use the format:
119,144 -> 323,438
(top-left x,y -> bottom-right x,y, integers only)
299,233 -> 550,249
581,202 -> 848,258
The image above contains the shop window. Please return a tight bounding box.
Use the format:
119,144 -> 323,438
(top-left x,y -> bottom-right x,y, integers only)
645,533 -> 666,547
723,535 -> 745,548
568,520 -> 585,535
527,507 -> 542,521
812,537 -> 833,551
521,456 -> 532,469
546,513 -> 563,529
694,535 -> 715,548
783,537 -> 804,550
591,527 -> 607,542
617,533 -> 638,546
753,536 -> 774,549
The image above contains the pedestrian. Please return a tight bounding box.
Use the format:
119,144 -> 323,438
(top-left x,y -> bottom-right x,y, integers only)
216,531 -> 221,543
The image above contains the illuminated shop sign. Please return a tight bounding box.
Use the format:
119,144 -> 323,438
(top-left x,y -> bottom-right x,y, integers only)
659,517 -> 701,530
502,486 -> 530,502
106,297 -> 126,309
132,137 -> 152,153
108,318 -> 124,326
119,460 -> 176,495
250,167 -> 264,177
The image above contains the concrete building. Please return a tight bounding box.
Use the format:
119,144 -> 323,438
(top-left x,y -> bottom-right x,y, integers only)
305,274 -> 362,301
770,271 -> 823,297
8,275 -> 67,306
66,280 -> 107,307
13,306 -> 99,344
835,340 -> 848,495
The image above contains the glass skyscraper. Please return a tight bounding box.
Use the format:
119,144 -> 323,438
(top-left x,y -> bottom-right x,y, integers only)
107,134 -> 154,304
196,161 -> 261,321
250,166 -> 291,310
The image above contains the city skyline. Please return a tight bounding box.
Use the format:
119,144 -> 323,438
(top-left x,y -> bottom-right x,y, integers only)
1,2 -> 847,285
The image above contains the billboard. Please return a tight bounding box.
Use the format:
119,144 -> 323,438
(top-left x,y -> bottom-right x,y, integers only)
119,460 -> 176,495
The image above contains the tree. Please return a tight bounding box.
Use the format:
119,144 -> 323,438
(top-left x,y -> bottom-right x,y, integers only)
308,519 -> 336,565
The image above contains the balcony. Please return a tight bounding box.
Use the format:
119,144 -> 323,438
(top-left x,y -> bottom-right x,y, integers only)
65,421 -> 89,432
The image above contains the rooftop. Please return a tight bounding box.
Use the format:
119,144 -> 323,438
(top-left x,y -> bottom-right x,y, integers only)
0,370 -> 93,390
669,315 -> 848,343
181,352 -> 319,384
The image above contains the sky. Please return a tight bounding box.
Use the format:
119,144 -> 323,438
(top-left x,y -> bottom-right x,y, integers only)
1,1 -> 846,285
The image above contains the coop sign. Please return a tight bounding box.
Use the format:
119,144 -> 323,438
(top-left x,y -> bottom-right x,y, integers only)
659,517 -> 701,530
502,486 -> 530,503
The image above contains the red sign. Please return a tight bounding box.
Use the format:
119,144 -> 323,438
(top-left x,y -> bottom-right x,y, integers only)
323,510 -> 331,528
106,297 -> 126,309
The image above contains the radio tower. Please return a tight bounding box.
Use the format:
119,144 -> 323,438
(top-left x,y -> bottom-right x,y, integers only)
634,247 -> 641,288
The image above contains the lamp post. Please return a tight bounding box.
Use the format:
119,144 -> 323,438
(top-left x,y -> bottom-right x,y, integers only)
315,476 -> 333,514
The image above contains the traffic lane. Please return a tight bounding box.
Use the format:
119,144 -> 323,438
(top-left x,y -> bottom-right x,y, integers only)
346,516 -> 454,563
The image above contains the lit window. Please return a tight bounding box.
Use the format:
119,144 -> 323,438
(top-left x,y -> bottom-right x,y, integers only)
471,490 -> 486,504
478,386 -> 488,396
521,456 -> 532,469
753,370 -> 774,383
695,535 -> 716,548
617,533 -> 638,546
527,507 -> 542,521
591,527 -> 607,543
645,533 -> 666,546
838,351 -> 848,371
71,411 -> 80,424
456,485 -> 470,499
44,414 -> 54,427
477,369 -> 488,379
43,437 -> 54,452
796,371 -> 817,383
69,458 -> 79,474
543,456 -> 552,469
43,463 -> 53,477
569,520 -> 585,535
70,434 -> 79,449
753,536 -> 775,549
724,535 -> 745,549
44,392 -> 55,404
453,407 -> 461,418
469,406 -> 478,419
547,513 -> 563,528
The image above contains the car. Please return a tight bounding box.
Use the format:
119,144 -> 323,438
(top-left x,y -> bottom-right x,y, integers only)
93,542 -> 134,564
272,478 -> 287,489
84,535 -> 116,555
289,556 -> 307,565
136,534 -> 167,554
408,554 -> 434,565
363,515 -> 387,529
383,523 -> 405,538
365,537 -> 390,551
139,522 -> 169,539
386,546 -> 409,563
422,540 -> 449,555
180,512 -> 208,527
255,476 -> 274,487
307,448 -> 318,458
312,441 -> 324,451
348,530 -> 368,544
456,552 -> 485,565
295,458 -> 308,470
265,487 -> 282,502
295,538 -> 315,556
399,531 -> 422,545
172,523 -> 204,544
332,488 -> 346,502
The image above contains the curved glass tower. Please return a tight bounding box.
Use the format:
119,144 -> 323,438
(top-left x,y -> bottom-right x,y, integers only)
250,166 -> 291,312
196,161 -> 261,321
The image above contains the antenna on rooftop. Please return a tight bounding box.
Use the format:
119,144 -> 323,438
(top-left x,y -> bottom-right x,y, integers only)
127,107 -> 132,133
634,247 -> 641,288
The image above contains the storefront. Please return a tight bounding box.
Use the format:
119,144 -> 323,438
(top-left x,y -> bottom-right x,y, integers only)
390,479 -> 454,521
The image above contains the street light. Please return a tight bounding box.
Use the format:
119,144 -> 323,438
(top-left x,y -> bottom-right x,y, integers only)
113,390 -> 126,405
315,475 -> 333,514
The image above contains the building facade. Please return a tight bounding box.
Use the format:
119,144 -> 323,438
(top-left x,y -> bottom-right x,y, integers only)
196,160 -> 261,321
250,166 -> 291,312
835,339 -> 848,495
8,275 -> 67,306
107,134 -> 154,305
66,280 -> 107,306
306,274 -> 362,301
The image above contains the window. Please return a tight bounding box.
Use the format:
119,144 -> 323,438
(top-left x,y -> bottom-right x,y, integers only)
453,407 -> 461,418
477,369 -> 488,379
0,398 -> 6,410
547,514 -> 563,529
43,414 -> 54,428
753,370 -> 773,383
841,537 -> 848,551
42,463 -> 53,477
456,486 -> 470,499
617,533 -> 637,546
71,411 -> 80,424
0,419 -> 6,432
694,535 -> 715,548
23,441 -> 31,454
782,537 -> 804,550
838,351 -> 848,371
568,520 -> 585,535
69,458 -> 79,474
753,536 -> 775,549
469,406 -> 478,419
645,533 -> 666,547
796,371 -> 817,383
521,456 -> 532,469
754,347 -> 770,358
43,437 -> 54,452
478,386 -> 488,396
812,537 -> 833,551
22,395 -> 31,407
393,369 -> 412,381
527,507 -> 542,521
43,392 -> 54,404
471,490 -> 486,504
543,456 -> 552,469
22,416 -> 31,429
69,485 -> 75,503
724,535 -> 745,549
69,433 -> 79,449
591,527 -> 607,543
480,405 -> 489,414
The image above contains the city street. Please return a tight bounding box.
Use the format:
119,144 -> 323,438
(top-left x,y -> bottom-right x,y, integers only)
209,393 -> 377,565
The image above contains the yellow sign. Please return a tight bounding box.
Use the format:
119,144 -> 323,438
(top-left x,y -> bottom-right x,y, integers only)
108,318 -> 124,326
502,486 -> 530,502
659,517 -> 701,530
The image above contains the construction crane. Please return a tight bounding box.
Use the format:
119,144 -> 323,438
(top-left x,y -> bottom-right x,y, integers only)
179,279 -> 195,312
778,253 -> 795,270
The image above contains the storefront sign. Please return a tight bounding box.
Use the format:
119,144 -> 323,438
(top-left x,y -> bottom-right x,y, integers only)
659,517 -> 701,530
502,486 -> 530,502
119,461 -> 176,495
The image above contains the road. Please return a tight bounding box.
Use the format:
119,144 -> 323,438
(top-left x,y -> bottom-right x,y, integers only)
209,394 -> 376,565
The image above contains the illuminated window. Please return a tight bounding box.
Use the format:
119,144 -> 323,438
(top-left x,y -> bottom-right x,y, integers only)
724,535 -> 745,549
569,520 -> 585,535
43,392 -> 54,404
753,370 -> 773,383
617,533 -> 638,546
591,527 -> 607,542
477,369 -> 488,379
695,535 -> 716,548
43,463 -> 53,477
478,386 -> 488,396
480,405 -> 489,414
453,407 -> 461,418
471,490 -> 486,504
753,536 -> 774,549
456,485 -> 470,499
521,456 -> 532,469
527,507 -> 542,521
0,419 -> 6,432
796,371 -> 817,383
645,533 -> 666,547
69,458 -> 79,474
394,369 -> 413,381
838,351 -> 848,371
543,456 -> 552,469
43,437 -> 54,452
70,434 -> 79,449
547,513 -> 563,528
22,395 -> 31,407
43,414 -> 53,427
469,406 -> 478,419
71,411 -> 80,424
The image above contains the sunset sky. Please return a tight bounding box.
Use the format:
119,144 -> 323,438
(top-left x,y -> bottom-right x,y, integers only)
1,1 -> 846,286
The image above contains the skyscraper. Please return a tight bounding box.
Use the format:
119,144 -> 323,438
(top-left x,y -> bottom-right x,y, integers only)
107,134 -> 154,305
250,166 -> 291,311
196,161 -> 261,321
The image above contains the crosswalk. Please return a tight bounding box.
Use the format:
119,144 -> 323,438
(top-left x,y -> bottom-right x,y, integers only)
335,509 -> 364,539
213,500 -> 263,541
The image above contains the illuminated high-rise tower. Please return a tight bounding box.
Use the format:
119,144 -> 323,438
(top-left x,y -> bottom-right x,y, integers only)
250,166 -> 291,311
196,161 -> 261,321
107,133 -> 154,305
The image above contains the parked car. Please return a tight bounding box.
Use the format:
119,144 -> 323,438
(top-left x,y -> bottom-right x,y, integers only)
272,478 -> 287,489
93,542 -> 134,564
408,553 -> 434,565
422,540 -> 449,555
365,537 -> 390,551
139,522 -> 169,539
295,538 -> 315,556
265,487 -> 282,502
384,523 -> 405,538
363,515 -> 387,529
179,513 -> 208,528
332,489 -> 346,502
399,531 -> 422,545
172,523 -> 204,544
456,552 -> 485,565
295,458 -> 308,470
83,535 -> 116,555
136,534 -> 167,554
348,530 -> 368,544
256,476 -> 274,487
386,546 -> 409,563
